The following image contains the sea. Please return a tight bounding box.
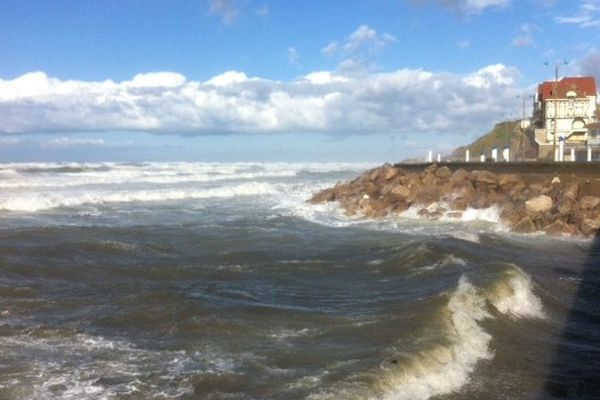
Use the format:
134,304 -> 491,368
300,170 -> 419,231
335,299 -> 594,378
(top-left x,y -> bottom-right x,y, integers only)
0,161 -> 599,400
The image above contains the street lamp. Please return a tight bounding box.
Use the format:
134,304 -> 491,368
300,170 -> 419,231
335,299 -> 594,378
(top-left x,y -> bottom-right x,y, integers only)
505,114 -> 512,161
544,60 -> 569,161
516,94 -> 533,161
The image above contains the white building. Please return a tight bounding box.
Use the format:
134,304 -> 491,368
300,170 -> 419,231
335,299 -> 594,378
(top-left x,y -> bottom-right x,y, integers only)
532,76 -> 598,159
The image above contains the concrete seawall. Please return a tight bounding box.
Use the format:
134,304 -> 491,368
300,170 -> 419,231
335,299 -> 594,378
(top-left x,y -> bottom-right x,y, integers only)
394,162 -> 600,176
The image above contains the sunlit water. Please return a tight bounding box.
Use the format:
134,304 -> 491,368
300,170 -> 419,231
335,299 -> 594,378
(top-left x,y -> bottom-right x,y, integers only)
0,162 -> 597,399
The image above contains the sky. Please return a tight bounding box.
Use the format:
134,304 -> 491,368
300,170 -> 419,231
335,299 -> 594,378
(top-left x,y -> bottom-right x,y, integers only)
1,0 -> 599,163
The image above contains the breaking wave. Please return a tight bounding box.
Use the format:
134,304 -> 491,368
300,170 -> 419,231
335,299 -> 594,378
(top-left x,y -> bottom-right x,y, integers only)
0,331 -> 249,399
0,182 -> 278,212
310,266 -> 545,400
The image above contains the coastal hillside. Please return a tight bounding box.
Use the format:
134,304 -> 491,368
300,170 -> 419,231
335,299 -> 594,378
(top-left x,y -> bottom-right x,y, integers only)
452,121 -> 537,160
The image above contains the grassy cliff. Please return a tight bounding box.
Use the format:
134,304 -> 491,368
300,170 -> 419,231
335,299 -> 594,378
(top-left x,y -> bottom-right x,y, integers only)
452,121 -> 537,160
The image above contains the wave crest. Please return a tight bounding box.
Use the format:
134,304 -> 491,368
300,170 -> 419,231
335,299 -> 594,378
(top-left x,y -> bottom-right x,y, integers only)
311,267 -> 544,400
0,182 -> 278,212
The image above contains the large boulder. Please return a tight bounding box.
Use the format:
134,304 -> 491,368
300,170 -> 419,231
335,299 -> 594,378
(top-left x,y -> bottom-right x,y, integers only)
310,187 -> 336,203
390,185 -> 411,199
580,216 -> 600,236
545,220 -> 579,236
450,168 -> 470,183
513,216 -> 537,233
434,166 -> 452,181
384,166 -> 401,181
554,197 -> 576,218
498,174 -> 525,194
365,182 -> 379,198
580,196 -> 600,210
501,204 -> 527,227
525,195 -> 553,214
562,183 -> 579,201
471,170 -> 498,191
411,186 -> 441,206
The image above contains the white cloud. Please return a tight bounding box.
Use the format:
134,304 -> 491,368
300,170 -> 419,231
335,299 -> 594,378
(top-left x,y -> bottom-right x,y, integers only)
511,35 -> 533,47
288,47 -> 300,66
46,137 -> 106,147
128,72 -> 186,88
321,25 -> 397,74
456,40 -> 471,49
0,65 -> 524,137
254,2 -> 269,17
205,71 -> 248,86
511,24 -> 539,47
321,41 -> 339,57
555,0 -> 600,27
209,0 -> 240,25
0,137 -> 23,146
302,71 -> 350,85
344,25 -> 396,52
436,0 -> 510,14
579,50 -> 600,83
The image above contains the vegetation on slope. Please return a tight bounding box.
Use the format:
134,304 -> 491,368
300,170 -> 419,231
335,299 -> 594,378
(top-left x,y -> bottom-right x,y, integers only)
452,121 -> 537,160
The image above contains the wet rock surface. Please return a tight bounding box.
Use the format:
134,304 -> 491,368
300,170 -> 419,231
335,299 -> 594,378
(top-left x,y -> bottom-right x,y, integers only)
309,163 -> 600,237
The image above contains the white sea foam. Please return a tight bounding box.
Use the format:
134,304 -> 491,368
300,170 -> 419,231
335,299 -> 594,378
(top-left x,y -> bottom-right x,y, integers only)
0,161 -> 374,189
375,277 -> 493,400
0,182 -> 279,212
0,161 -> 371,216
0,168 -> 298,189
310,267 -> 544,400
269,328 -> 315,342
420,254 -> 468,273
486,266 -> 546,319
375,268 -> 544,400
0,331 -> 248,399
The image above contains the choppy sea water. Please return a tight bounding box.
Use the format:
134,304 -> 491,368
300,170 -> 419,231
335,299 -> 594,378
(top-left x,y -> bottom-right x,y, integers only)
0,162 -> 599,400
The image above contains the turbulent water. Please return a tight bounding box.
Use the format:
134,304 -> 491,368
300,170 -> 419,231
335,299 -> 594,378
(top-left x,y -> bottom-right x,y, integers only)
0,162 -> 599,400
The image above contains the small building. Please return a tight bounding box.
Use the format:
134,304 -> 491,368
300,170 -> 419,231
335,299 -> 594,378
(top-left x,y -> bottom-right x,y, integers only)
588,121 -> 600,147
532,76 -> 598,159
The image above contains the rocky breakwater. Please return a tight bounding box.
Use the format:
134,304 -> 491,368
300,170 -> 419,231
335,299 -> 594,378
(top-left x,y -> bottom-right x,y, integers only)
310,163 -> 600,237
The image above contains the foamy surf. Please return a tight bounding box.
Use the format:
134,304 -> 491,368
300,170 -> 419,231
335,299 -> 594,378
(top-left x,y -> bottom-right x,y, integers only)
310,267 -> 545,400
1,161 -> 582,399
0,332 -> 250,399
0,182 -> 279,212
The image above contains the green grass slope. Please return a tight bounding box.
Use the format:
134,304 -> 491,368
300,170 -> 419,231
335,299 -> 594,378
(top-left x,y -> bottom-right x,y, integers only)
452,121 -> 537,160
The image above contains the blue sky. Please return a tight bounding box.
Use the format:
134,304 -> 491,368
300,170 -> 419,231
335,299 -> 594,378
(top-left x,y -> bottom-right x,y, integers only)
1,0 -> 599,162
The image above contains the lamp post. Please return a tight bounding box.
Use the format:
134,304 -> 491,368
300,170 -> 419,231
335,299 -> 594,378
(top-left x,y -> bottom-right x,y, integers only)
505,114 -> 512,162
517,94 -> 533,161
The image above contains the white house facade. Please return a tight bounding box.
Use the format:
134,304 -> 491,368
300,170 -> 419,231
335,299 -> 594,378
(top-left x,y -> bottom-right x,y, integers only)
532,77 -> 598,159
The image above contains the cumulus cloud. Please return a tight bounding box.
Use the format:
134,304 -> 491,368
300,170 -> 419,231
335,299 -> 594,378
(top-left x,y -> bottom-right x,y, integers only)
0,65 -> 523,137
322,25 -> 397,74
554,0 -> 600,27
324,25 -> 396,56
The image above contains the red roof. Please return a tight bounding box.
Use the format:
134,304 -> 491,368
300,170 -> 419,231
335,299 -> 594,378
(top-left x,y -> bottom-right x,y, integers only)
538,76 -> 597,100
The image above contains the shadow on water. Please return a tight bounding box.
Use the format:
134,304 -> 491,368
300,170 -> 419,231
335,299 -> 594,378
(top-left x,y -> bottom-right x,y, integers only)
542,231 -> 600,399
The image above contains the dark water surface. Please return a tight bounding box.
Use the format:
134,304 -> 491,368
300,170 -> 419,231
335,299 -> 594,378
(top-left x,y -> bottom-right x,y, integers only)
0,162 -> 597,399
